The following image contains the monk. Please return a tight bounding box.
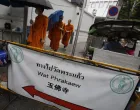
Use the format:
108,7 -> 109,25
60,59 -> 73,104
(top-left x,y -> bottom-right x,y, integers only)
62,20 -> 74,48
27,7 -> 48,49
49,15 -> 65,51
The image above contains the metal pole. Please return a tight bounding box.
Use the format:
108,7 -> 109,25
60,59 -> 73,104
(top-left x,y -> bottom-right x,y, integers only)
22,6 -> 28,44
71,0 -> 87,56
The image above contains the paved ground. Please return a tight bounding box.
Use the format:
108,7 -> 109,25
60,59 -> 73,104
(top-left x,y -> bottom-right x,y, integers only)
0,90 -> 60,110
44,37 -> 86,57
0,89 -> 139,110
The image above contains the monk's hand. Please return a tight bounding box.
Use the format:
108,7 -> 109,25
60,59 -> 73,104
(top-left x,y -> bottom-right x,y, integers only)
59,27 -> 64,31
40,39 -> 45,44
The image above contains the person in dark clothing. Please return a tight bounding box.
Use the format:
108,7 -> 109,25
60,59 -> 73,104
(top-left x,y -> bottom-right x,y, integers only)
104,37 -> 127,54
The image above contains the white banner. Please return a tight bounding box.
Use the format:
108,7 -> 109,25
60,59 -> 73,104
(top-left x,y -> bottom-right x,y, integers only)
8,44 -> 139,110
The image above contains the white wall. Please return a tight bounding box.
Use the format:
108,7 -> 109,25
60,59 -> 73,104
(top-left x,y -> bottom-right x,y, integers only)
0,5 -> 24,42
75,10 -> 95,43
81,11 -> 94,32
85,0 -> 90,11
0,5 -> 24,29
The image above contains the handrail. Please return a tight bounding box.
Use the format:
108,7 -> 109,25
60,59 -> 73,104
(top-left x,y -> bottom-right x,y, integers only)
0,84 -> 9,91
0,40 -> 139,74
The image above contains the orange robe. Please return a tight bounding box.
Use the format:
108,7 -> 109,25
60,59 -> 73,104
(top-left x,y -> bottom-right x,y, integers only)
27,14 -> 48,48
49,22 -> 65,51
62,24 -> 74,47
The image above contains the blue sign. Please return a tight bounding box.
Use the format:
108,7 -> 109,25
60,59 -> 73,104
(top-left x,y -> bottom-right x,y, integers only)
109,6 -> 119,16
